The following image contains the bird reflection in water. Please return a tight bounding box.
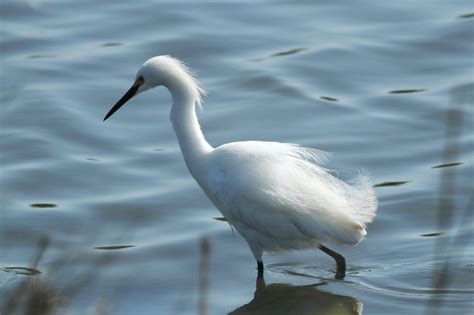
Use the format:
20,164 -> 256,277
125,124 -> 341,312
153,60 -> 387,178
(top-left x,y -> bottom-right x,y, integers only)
230,277 -> 363,315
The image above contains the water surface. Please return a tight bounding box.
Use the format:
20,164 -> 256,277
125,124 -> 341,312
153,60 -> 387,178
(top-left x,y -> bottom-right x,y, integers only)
1,1 -> 473,314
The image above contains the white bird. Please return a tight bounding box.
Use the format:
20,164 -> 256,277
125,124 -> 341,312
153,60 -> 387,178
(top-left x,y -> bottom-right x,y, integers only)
104,55 -> 377,279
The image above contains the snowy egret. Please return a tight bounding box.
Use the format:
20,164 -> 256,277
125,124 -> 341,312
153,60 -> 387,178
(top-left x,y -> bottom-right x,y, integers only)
104,55 -> 377,279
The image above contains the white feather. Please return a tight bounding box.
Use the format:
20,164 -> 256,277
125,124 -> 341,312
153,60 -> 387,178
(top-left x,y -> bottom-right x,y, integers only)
114,55 -> 378,265
202,141 -> 377,256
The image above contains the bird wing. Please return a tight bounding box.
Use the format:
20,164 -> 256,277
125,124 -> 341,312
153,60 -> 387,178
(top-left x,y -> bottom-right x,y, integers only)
203,141 -> 376,247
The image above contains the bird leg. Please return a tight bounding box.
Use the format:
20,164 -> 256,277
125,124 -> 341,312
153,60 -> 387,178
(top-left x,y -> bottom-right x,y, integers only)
257,261 -> 264,279
318,244 -> 346,279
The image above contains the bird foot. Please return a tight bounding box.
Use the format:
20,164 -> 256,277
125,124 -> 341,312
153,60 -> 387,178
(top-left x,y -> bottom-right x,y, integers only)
335,270 -> 345,280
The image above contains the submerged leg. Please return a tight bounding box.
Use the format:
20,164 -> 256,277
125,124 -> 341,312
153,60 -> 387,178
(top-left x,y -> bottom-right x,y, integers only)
255,272 -> 266,293
257,261 -> 264,279
318,244 -> 346,279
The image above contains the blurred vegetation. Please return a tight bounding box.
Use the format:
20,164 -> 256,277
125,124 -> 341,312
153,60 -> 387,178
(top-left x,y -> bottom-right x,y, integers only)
1,237 -> 113,315
424,84 -> 473,315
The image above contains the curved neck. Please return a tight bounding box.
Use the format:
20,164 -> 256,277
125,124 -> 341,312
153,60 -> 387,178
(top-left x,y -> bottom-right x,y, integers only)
169,91 -> 213,177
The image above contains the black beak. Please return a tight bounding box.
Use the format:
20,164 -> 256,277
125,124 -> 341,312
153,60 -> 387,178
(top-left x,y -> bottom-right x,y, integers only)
103,84 -> 140,121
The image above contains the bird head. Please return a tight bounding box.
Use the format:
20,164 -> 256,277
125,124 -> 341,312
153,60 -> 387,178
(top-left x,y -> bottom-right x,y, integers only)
103,55 -> 204,121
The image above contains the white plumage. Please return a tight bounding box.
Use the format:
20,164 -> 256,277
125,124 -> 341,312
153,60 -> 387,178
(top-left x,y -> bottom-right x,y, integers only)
204,141 -> 376,258
104,55 -> 378,279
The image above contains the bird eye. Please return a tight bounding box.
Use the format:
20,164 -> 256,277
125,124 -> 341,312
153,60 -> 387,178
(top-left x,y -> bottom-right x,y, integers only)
138,76 -> 144,82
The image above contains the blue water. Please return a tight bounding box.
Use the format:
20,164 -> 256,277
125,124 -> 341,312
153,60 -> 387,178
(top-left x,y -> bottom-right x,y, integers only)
1,1 -> 473,314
